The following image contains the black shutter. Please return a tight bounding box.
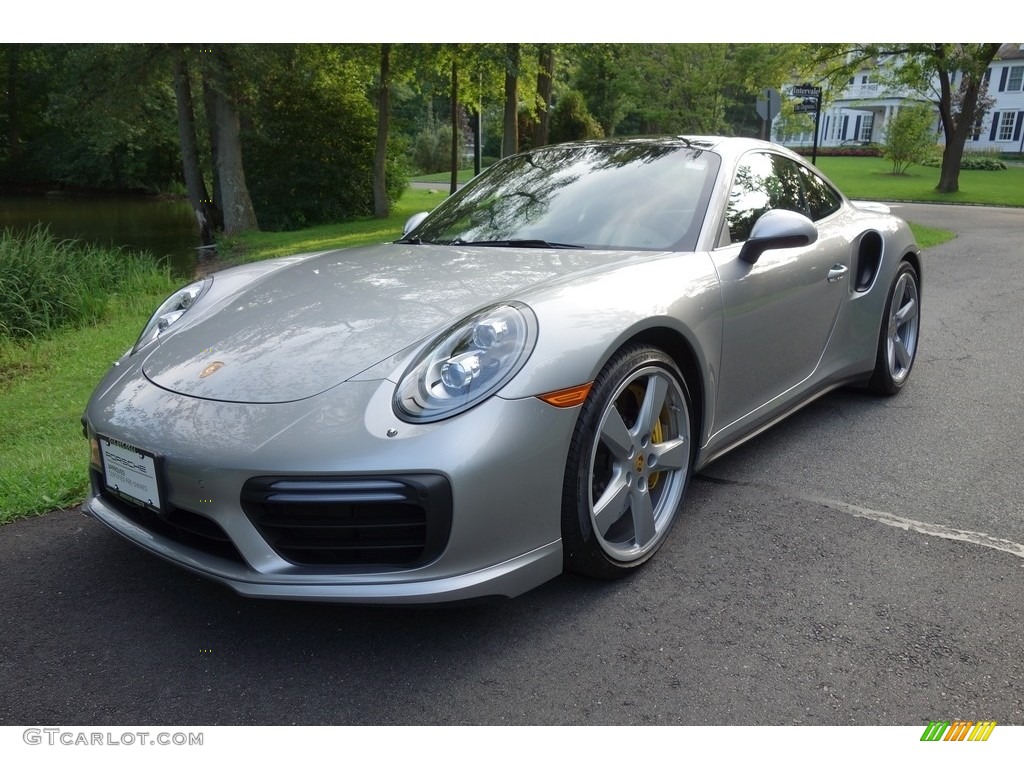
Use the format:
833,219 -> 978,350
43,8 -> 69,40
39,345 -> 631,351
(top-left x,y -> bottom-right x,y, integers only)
989,112 -> 1000,141
854,116 -> 862,140
1014,112 -> 1024,143
999,67 -> 1008,92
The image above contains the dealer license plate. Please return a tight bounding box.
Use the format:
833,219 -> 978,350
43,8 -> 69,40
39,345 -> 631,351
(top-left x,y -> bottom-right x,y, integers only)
99,436 -> 162,512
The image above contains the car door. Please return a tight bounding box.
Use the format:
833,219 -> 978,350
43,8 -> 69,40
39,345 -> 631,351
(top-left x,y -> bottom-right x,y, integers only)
709,151 -> 848,436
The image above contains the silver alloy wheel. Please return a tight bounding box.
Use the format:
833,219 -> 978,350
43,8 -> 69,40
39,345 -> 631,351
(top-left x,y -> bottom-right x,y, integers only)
587,364 -> 690,562
886,269 -> 920,385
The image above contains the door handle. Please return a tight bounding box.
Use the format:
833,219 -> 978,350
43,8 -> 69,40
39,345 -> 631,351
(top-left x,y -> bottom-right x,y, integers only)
827,264 -> 849,283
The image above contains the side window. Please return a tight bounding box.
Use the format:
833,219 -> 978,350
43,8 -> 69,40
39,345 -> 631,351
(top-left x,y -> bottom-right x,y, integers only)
724,152 -> 807,244
799,165 -> 842,221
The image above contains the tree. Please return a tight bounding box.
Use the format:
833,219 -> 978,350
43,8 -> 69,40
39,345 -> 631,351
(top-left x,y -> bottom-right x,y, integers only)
169,46 -> 214,244
813,43 -> 1002,193
532,44 -> 555,148
883,102 -> 937,175
373,43 -> 392,218
200,45 -> 259,235
929,43 -> 1001,192
502,43 -> 520,157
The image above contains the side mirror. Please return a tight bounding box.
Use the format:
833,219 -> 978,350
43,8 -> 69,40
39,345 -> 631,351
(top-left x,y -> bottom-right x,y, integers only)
403,211 -> 430,237
739,209 -> 818,264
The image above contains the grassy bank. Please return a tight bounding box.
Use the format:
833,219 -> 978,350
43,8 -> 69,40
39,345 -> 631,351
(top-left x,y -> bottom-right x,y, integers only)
0,226 -> 176,341
1,231 -> 178,522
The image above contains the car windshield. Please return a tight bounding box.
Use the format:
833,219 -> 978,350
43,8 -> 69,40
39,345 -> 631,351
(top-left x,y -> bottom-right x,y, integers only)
409,142 -> 721,252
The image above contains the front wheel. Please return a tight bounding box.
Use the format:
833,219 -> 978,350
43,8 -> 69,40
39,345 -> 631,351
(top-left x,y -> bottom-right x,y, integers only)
868,261 -> 920,395
561,345 -> 694,579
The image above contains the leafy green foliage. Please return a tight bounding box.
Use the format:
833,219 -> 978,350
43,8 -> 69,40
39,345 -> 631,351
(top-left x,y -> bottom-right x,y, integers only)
241,46 -> 409,231
550,90 -> 604,143
922,150 -> 1006,170
411,122 -> 466,173
3,45 -> 181,191
883,102 -> 938,175
0,226 -> 174,340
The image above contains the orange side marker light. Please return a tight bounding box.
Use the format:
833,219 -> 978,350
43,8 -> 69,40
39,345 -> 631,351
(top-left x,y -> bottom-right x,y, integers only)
537,383 -> 593,408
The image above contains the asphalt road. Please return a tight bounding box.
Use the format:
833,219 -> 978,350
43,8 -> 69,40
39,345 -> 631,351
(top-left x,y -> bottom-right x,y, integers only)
2,203 -> 1022,727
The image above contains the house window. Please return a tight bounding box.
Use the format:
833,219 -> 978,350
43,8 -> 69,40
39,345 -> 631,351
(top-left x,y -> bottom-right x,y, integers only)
998,111 -> 1016,141
859,115 -> 874,142
971,114 -> 984,141
1008,66 -> 1024,92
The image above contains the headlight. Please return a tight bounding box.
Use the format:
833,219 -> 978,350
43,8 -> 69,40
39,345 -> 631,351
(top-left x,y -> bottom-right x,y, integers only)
394,302 -> 538,422
132,277 -> 211,355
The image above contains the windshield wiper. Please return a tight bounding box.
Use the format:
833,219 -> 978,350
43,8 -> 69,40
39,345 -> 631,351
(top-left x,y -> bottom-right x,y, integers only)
450,238 -> 584,249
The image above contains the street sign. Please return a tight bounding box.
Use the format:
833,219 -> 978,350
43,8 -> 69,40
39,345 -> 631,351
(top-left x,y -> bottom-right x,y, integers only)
793,103 -> 819,114
792,83 -> 821,98
756,88 -> 781,121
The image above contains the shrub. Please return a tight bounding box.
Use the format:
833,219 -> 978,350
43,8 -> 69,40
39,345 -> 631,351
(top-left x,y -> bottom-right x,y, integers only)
922,150 -> 1007,170
884,103 -> 938,175
549,90 -> 604,144
411,123 -> 467,174
790,145 -> 883,158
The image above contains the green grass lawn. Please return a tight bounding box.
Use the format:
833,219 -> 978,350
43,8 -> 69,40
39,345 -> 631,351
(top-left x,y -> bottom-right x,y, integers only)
816,156 -> 1024,207
220,188 -> 447,261
410,168 -> 482,184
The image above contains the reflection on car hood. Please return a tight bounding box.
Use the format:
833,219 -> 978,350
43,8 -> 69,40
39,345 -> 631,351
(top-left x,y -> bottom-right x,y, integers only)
142,242 -> 640,403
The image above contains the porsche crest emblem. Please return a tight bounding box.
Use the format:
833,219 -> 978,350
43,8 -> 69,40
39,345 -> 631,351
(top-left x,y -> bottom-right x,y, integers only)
199,361 -> 225,378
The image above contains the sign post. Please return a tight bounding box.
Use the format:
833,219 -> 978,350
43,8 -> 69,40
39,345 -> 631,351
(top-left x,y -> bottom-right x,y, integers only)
756,88 -> 781,141
791,83 -> 822,165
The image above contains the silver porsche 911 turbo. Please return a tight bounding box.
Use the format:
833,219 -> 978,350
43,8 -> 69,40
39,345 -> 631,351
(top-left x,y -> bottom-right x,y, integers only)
82,136 -> 921,604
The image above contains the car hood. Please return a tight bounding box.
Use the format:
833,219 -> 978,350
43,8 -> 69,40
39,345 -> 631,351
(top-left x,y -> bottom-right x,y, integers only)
142,242 -> 640,403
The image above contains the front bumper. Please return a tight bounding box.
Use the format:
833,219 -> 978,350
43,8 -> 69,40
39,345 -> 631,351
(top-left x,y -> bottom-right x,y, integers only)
82,368 -> 577,603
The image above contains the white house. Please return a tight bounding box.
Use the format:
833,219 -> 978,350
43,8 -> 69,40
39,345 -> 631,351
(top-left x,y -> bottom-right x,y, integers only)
775,44 -> 1024,153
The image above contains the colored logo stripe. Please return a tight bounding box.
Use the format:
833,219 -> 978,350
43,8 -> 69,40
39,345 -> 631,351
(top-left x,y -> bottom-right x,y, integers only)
920,720 -> 996,742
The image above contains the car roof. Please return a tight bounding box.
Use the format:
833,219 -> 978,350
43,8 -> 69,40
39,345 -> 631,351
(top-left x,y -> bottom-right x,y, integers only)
528,135 -> 799,164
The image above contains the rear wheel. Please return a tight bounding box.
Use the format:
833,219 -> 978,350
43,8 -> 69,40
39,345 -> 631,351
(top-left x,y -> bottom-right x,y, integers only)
868,261 -> 920,395
561,345 -> 693,578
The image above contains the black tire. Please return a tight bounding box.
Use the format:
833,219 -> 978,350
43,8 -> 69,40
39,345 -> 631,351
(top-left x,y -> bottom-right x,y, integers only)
868,261 -> 921,395
561,345 -> 694,579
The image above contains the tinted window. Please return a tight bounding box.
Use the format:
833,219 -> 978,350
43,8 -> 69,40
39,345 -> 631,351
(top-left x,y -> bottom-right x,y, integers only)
798,165 -> 842,221
724,152 -> 808,243
410,142 -> 721,251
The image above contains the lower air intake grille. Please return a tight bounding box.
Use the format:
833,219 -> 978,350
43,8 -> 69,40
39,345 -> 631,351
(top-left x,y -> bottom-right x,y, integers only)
240,475 -> 452,567
95,475 -> 246,565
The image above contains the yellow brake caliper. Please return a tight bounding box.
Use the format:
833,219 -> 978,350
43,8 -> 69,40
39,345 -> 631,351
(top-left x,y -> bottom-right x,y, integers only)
628,384 -> 666,490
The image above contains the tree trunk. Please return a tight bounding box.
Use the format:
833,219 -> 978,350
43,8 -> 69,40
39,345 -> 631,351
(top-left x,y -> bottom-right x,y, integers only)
170,48 -> 214,246
206,48 -> 258,235
373,44 -> 391,219
934,43 -> 1001,193
502,43 -> 520,157
4,45 -> 21,166
200,76 -> 224,231
450,60 -> 459,196
533,45 -> 554,148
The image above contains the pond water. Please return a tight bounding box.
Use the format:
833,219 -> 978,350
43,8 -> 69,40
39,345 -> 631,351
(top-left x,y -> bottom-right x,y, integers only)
0,195 -> 205,278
